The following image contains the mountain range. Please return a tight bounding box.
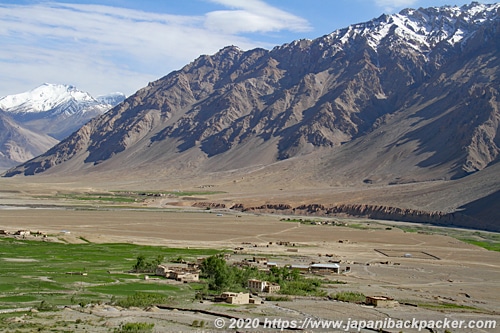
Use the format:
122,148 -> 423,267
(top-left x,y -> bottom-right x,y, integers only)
0,84 -> 125,169
3,2 -> 499,229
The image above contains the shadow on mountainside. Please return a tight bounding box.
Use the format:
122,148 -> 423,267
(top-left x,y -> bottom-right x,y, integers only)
457,190 -> 500,229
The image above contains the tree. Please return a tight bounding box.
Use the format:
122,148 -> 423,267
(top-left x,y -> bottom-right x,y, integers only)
132,254 -> 162,273
153,255 -> 165,266
269,266 -> 296,283
133,255 -> 147,272
200,255 -> 233,291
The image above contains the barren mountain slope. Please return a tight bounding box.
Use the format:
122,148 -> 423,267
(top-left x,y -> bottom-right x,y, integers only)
4,3 -> 499,180
2,3 -> 499,229
0,111 -> 58,170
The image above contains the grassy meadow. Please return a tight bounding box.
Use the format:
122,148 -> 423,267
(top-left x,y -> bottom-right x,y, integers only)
0,237 -> 220,310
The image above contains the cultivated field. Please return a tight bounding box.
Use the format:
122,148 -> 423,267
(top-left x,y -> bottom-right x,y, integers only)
0,182 -> 499,332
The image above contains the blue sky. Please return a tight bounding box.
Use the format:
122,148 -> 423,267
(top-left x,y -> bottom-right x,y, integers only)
0,0 -> 487,97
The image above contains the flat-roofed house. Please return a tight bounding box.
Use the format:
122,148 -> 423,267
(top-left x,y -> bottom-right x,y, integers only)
248,279 -> 266,292
170,270 -> 199,282
265,283 -> 281,293
16,230 -> 30,236
155,265 -> 199,282
365,296 -> 399,308
217,292 -> 250,304
289,264 -> 310,273
253,256 -> 268,264
310,263 -> 340,274
248,279 -> 281,293
155,265 -> 170,277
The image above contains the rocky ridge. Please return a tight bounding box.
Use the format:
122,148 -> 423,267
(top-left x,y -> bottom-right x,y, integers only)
229,202 -> 491,230
4,2 -> 498,180
2,3 -> 499,231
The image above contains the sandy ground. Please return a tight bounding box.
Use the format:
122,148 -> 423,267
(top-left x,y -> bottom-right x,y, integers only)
0,182 -> 499,332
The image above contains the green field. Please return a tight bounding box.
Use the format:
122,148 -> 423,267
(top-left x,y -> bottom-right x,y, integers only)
0,237 -> 220,310
393,225 -> 500,252
343,221 -> 500,252
51,190 -> 226,206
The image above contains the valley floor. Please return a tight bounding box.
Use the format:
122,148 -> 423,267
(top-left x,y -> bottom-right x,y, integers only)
0,180 -> 498,332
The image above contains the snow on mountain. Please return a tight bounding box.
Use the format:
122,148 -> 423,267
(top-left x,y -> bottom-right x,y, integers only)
322,2 -> 499,52
2,2 -> 499,231
96,92 -> 126,106
0,83 -> 125,141
0,83 -> 97,114
0,83 -> 126,117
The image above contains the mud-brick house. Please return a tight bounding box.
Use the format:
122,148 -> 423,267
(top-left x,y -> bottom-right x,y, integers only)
289,264 -> 310,273
248,279 -> 281,293
310,263 -> 340,274
365,296 -> 399,308
155,265 -> 199,282
170,270 -> 199,282
156,265 -> 170,277
216,292 -> 250,304
15,230 -> 30,236
252,256 -> 268,264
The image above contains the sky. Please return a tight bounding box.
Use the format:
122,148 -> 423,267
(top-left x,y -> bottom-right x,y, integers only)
0,0 -> 488,97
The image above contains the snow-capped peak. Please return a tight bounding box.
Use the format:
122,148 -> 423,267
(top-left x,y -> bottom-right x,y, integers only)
0,83 -> 125,141
0,83 -> 96,113
325,2 -> 500,51
96,92 -> 126,106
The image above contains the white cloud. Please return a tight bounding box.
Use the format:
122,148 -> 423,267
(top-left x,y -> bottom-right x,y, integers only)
374,0 -> 418,13
205,0 -> 311,33
0,0 -> 310,97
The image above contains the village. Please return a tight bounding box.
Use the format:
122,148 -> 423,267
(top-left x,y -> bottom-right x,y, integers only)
146,242 -> 396,308
0,227 -> 397,310
151,253 -> 396,307
0,205 -> 498,333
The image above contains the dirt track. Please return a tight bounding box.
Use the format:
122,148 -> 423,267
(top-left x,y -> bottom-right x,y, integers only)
1,207 -> 499,303
0,184 -> 499,332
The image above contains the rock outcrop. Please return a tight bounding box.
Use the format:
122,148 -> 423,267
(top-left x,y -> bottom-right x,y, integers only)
4,3 -> 499,180
229,202 -> 494,231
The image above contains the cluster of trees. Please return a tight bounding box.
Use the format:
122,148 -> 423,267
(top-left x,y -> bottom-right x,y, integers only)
200,255 -> 325,296
131,253 -> 325,297
132,254 -> 164,273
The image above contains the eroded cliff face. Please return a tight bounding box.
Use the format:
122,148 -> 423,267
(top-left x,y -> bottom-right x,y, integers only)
228,202 -> 493,231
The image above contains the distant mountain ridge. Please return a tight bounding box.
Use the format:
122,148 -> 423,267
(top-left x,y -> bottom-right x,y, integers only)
0,110 -> 58,170
4,2 -> 499,185
96,92 -> 127,107
0,83 -> 125,140
0,83 -> 98,114
0,84 -> 125,169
